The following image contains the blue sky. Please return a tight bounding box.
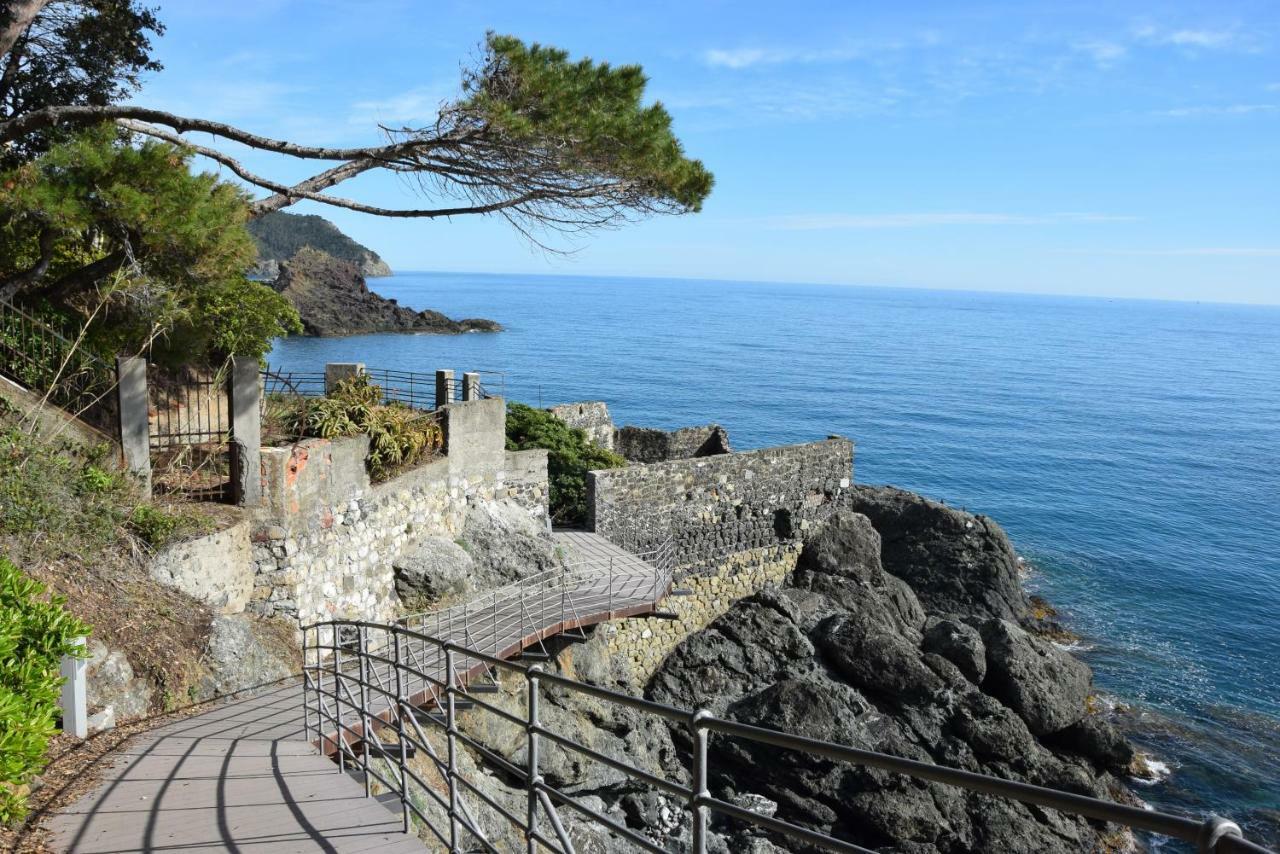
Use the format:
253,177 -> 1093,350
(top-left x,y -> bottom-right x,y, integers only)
138,1 -> 1279,303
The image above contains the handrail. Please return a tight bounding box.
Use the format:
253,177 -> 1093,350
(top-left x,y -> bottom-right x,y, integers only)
300,612 -> 1273,854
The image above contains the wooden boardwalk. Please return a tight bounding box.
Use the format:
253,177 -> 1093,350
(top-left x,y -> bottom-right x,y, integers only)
50,531 -> 668,852
48,681 -> 429,853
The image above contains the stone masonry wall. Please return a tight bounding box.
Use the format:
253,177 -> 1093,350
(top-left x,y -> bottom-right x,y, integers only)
548,401 -> 616,452
587,437 -> 854,570
614,424 -> 731,464
600,543 -> 801,685
249,398 -> 549,625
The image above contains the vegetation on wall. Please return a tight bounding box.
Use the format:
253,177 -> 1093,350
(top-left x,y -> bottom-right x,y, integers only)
276,374 -> 444,481
0,557 -> 90,824
504,402 -> 625,524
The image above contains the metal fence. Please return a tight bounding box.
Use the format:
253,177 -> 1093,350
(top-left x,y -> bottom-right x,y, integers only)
301,570 -> 1273,854
0,299 -> 118,432
148,369 -> 233,500
261,365 -> 506,412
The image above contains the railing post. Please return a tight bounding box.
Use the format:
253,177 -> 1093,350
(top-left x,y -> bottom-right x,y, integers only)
462,371 -> 480,402
300,626 -> 310,743
690,709 -> 711,854
357,625 -> 371,798
229,355 -> 262,507
333,633 -> 344,773
393,629 -> 411,834
435,369 -> 455,410
525,664 -> 542,854
59,636 -> 86,739
445,646 -> 462,851
608,555 -> 614,616
314,625 -> 325,754
1198,816 -> 1243,853
492,590 -> 498,656
115,356 -> 151,498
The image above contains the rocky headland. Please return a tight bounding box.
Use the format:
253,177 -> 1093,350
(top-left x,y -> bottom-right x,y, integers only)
247,210 -> 393,279
271,247 -> 501,337
396,486 -> 1138,853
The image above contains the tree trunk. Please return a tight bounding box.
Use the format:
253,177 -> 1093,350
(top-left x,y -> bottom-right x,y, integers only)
0,0 -> 50,63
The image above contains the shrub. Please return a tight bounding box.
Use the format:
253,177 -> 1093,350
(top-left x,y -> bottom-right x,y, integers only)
0,557 -> 91,824
504,403 -> 625,524
282,374 -> 444,480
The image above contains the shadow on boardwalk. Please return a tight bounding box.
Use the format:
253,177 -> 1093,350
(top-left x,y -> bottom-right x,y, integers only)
48,681 -> 428,853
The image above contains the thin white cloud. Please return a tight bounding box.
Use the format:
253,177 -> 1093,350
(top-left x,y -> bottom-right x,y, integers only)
771,212 -> 1134,230
1153,103 -> 1278,117
1266,83 -> 1280,92
1133,24 -> 1245,51
1073,40 -> 1127,66
349,85 -> 452,127
1091,247 -> 1280,257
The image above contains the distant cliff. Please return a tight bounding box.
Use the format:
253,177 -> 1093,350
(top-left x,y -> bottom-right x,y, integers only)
247,211 -> 393,279
272,248 -> 500,337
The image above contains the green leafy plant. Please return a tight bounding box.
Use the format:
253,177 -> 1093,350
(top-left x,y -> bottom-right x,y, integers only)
282,375 -> 444,481
126,504 -> 211,549
0,557 -> 91,824
505,403 -> 626,524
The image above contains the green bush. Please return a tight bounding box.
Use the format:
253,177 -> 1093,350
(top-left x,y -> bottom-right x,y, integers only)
281,374 -> 444,481
0,557 -> 91,824
504,403 -> 626,524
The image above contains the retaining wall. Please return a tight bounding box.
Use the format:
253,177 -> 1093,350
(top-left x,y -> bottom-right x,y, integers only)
586,437 -> 853,569
249,404 -> 547,624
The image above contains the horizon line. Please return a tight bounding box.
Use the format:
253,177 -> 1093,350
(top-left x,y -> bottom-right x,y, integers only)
369,268 -> 1280,310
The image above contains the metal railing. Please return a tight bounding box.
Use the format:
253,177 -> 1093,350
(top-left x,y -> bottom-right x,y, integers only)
300,613 -> 1271,854
261,365 -> 506,411
0,298 -> 118,431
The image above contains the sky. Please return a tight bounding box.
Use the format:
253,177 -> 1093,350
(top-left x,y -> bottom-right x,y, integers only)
136,1 -> 1280,304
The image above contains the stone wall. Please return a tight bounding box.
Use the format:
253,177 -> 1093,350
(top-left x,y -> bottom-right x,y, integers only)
248,401 -> 549,625
548,401 -> 616,451
148,519 -> 254,614
587,437 -> 854,569
600,543 -> 800,684
614,424 -> 731,464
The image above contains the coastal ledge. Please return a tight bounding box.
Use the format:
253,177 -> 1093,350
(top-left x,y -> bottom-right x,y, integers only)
272,247 -> 501,336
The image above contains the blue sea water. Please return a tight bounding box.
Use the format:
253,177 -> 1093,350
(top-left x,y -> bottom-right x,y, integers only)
268,272 -> 1280,844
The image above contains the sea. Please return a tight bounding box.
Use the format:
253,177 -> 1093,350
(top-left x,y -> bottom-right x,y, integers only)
267,272 -> 1280,846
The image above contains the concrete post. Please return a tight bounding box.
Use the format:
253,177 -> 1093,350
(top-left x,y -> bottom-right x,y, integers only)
229,356 -> 262,507
462,371 -> 481,401
60,636 -> 87,739
115,356 -> 151,498
324,362 -> 366,394
435,369 -> 455,409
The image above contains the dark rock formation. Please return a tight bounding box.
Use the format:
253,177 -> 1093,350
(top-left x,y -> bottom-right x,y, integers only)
846,485 -> 1028,621
646,505 -> 1131,853
272,248 -> 500,337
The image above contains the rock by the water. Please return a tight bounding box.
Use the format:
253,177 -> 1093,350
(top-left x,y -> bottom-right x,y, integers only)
846,485 -> 1028,621
645,508 -> 1127,853
272,247 -> 500,337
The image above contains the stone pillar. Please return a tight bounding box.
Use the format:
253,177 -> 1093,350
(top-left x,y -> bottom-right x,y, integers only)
435,369 -> 455,409
115,356 -> 151,498
324,362 -> 366,394
462,371 -> 481,402
59,636 -> 87,739
228,356 -> 262,507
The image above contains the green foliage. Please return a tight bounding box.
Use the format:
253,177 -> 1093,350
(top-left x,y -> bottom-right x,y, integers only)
504,402 -> 625,524
0,0 -> 164,164
0,557 -> 91,824
245,211 -> 387,271
282,374 -> 444,481
460,33 -> 714,213
0,126 -> 299,364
